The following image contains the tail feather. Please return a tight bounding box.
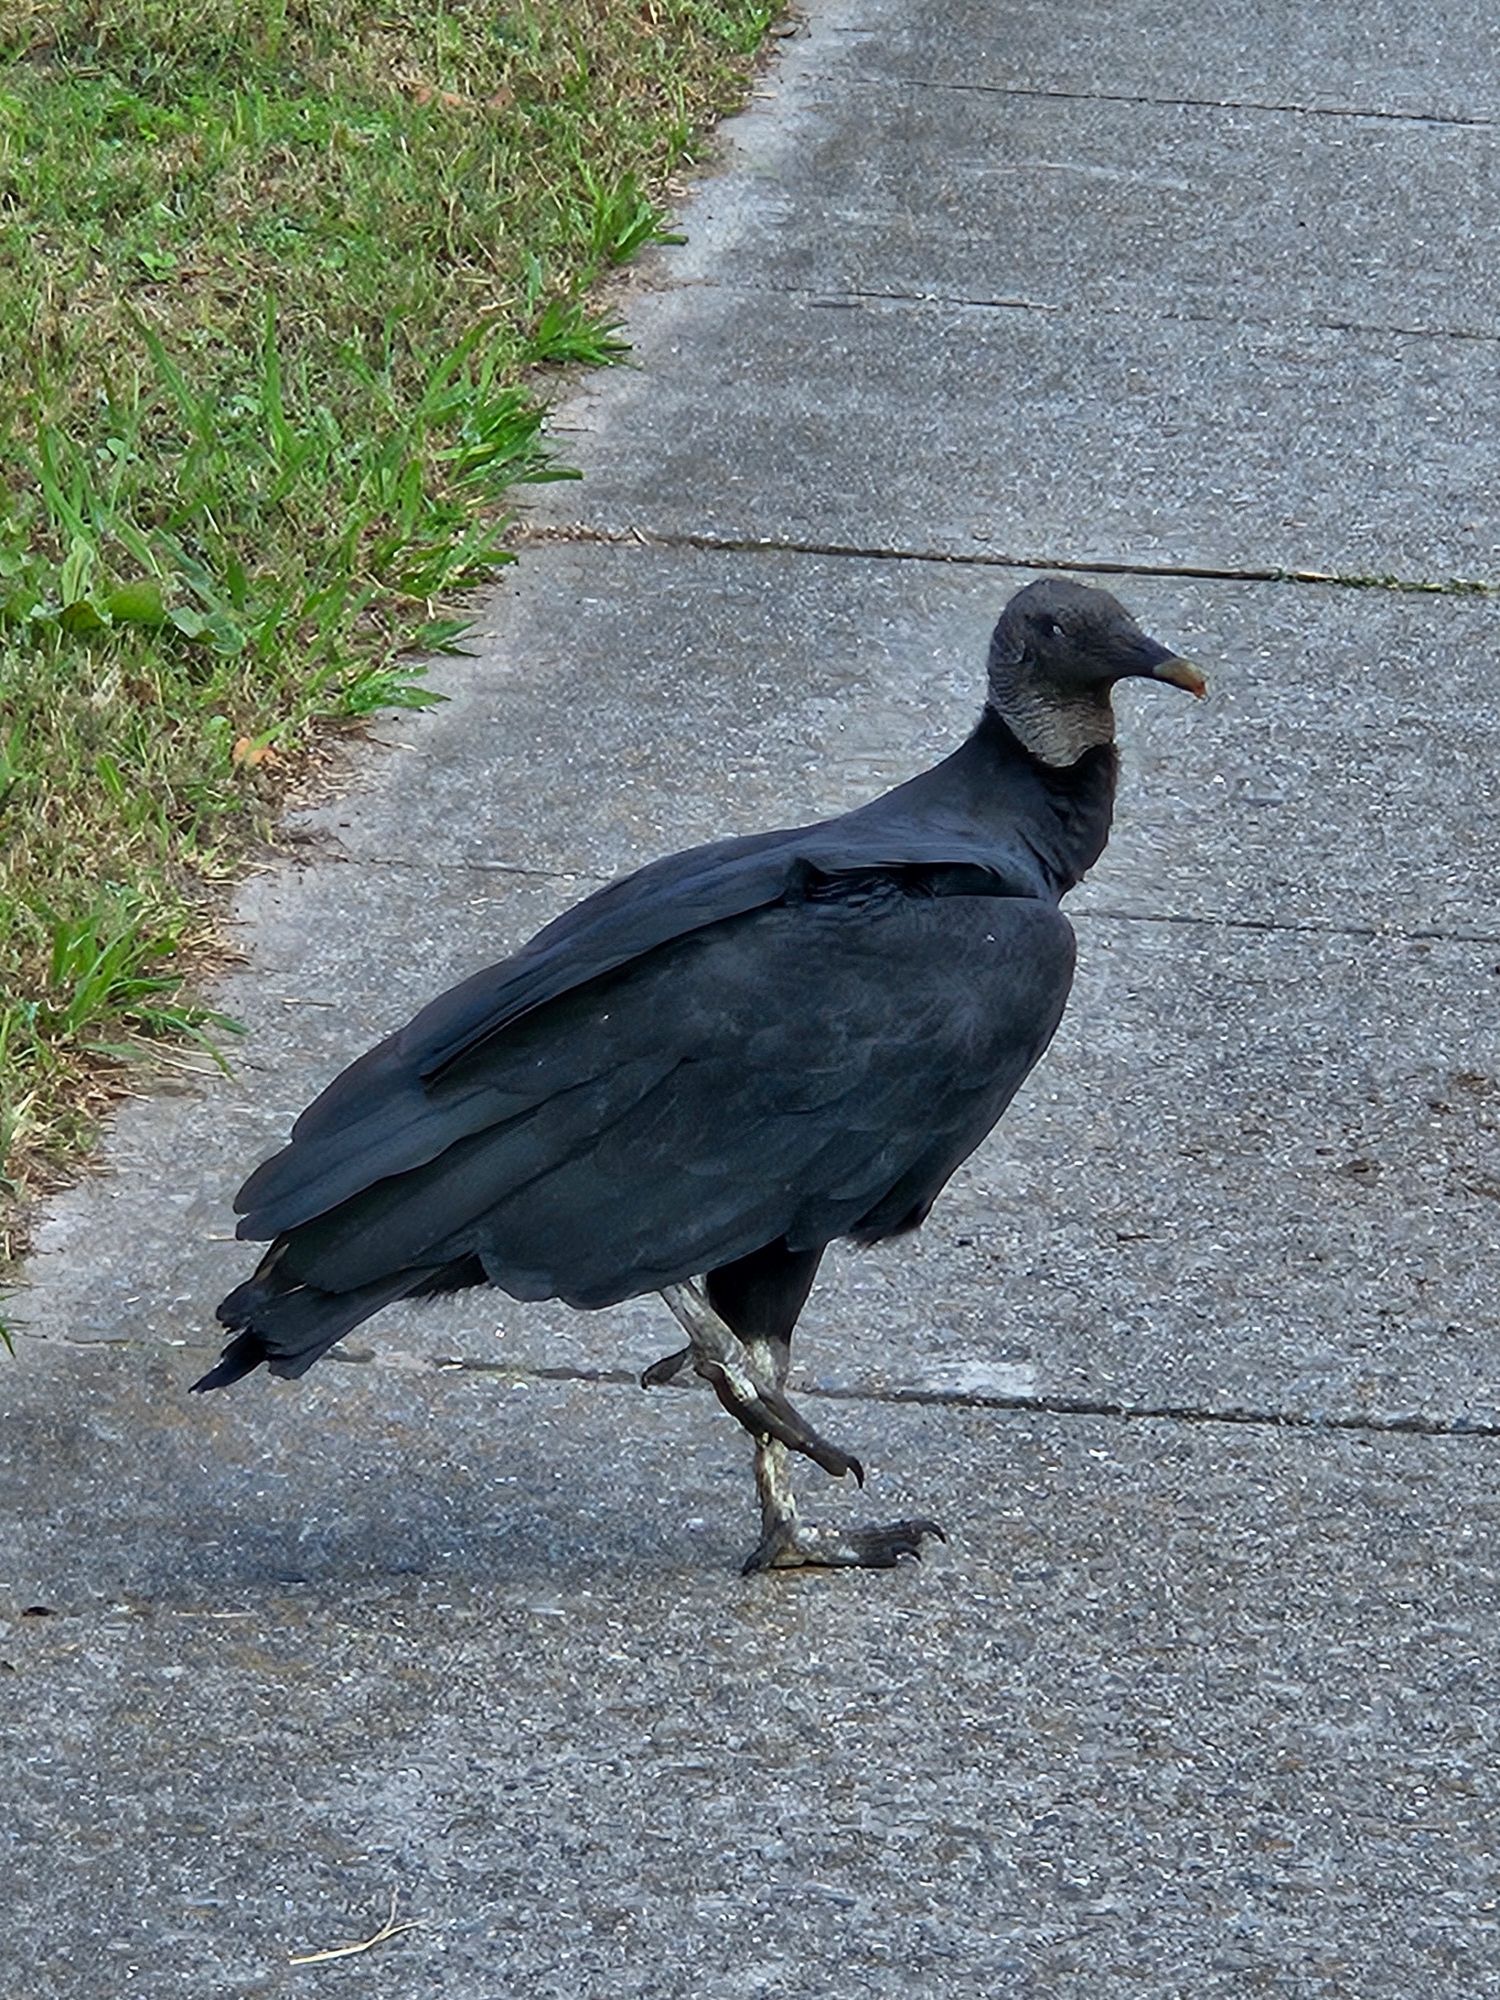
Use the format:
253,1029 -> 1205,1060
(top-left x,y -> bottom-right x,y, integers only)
192,1327 -> 273,1392
193,1253 -> 486,1392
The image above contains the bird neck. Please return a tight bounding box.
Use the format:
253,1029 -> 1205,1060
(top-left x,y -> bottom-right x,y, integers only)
949,708 -> 1119,898
983,669 -> 1116,767
836,710 -> 1119,901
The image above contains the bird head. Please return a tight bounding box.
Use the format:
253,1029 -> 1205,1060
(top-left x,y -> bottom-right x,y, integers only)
985,578 -> 1204,766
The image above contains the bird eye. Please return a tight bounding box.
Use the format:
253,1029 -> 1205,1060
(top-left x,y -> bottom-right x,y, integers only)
1039,616 -> 1063,640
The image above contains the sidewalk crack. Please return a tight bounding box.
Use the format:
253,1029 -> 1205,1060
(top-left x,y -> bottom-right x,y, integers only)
517,522 -> 1499,599
431,1356 -> 1500,1442
24,1335 -> 1497,1444
846,73 -> 1496,132
768,278 -> 1499,349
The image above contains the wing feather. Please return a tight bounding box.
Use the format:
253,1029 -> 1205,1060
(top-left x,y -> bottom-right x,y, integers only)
236,826 -> 1042,1241
239,891 -> 1073,1307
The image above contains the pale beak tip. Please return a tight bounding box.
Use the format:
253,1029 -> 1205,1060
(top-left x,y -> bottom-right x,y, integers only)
1155,657 -> 1207,699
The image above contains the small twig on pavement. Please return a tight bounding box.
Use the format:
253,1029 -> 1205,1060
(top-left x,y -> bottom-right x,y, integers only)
288,1890 -> 423,1965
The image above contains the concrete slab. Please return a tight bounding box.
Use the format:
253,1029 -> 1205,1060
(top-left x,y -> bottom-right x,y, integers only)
817,0 -> 1500,124
527,285 -> 1499,582
674,74 -> 1500,338
4,1337 -> 1498,1999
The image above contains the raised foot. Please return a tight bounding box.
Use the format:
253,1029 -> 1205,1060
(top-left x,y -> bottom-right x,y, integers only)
728,1375 -> 864,1484
643,1344 -> 863,1484
742,1517 -> 947,1576
640,1345 -> 692,1389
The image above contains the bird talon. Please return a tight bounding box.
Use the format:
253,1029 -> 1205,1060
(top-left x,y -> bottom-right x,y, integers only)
741,1515 -> 947,1574
640,1345 -> 692,1390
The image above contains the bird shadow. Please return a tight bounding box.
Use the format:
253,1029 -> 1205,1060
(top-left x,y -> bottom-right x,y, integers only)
5,1340 -> 746,1616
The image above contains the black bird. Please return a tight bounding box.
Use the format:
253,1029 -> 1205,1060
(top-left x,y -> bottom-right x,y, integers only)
196,578 -> 1204,1572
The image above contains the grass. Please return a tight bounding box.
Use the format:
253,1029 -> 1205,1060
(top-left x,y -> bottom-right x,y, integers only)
0,0 -> 776,1248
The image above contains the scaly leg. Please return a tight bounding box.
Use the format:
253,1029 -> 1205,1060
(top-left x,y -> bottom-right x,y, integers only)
653,1244 -> 946,1574
659,1281 -> 862,1481
738,1329 -> 945,1576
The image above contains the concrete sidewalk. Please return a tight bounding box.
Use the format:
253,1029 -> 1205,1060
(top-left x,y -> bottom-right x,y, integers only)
4,3 -> 1498,1993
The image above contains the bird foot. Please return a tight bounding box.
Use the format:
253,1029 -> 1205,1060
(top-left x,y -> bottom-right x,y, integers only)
654,1282 -> 862,1480
715,1371 -> 864,1484
741,1516 -> 946,1576
646,1341 -> 862,1481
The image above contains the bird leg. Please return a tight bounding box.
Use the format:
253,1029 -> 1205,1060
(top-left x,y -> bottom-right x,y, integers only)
657,1278 -> 946,1575
658,1282 -> 862,1481
738,1333 -> 947,1576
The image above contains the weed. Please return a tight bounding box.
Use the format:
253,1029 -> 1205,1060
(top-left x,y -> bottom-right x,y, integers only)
522,299 -> 633,368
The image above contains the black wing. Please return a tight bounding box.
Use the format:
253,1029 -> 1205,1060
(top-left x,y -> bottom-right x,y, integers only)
235,811 -> 1048,1244
236,884 -> 1075,1315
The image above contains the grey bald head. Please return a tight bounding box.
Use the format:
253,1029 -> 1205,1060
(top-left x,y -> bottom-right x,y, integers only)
985,578 -> 1204,767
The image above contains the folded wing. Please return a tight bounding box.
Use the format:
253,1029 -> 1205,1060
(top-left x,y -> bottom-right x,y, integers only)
216,877 -> 1074,1377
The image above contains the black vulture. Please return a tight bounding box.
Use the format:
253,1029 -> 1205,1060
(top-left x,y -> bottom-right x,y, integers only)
196,578 -> 1204,1572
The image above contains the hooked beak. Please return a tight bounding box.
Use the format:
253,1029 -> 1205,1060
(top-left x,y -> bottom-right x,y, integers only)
1150,655 -> 1207,698
1128,633 -> 1207,698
